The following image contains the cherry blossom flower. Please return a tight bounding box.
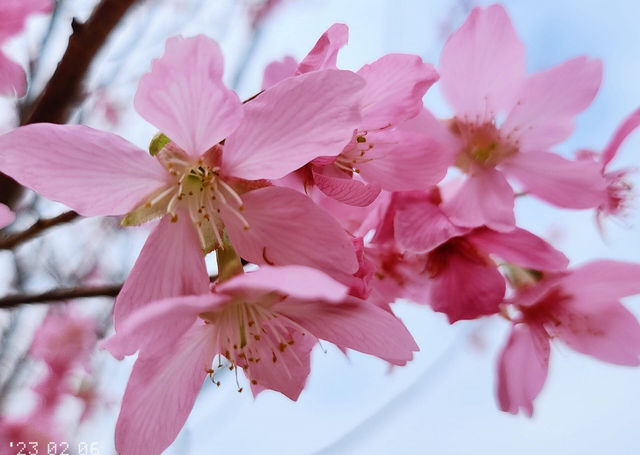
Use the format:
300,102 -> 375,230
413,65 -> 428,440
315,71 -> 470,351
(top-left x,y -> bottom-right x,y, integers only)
578,108 -> 640,223
497,260 -> 640,416
424,4 -> 607,231
375,188 -> 568,322
0,35 -> 365,338
105,265 -> 418,455
0,0 -> 52,97
265,24 -> 450,206
0,203 -> 15,228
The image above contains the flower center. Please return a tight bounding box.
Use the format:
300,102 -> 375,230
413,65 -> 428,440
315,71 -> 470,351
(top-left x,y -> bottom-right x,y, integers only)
450,120 -> 517,171
332,133 -> 375,175
122,142 -> 249,253
199,297 -> 306,390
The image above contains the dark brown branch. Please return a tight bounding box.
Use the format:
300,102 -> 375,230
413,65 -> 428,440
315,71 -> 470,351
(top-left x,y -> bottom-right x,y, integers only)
0,210 -> 79,250
0,274 -> 221,309
1,0 -> 141,208
0,284 -> 121,309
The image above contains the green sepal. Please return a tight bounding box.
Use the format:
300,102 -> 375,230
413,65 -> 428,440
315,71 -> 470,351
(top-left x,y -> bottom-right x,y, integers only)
149,132 -> 171,156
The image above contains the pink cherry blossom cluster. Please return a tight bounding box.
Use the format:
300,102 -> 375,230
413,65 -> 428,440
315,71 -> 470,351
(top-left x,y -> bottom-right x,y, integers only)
0,3 -> 639,454
0,309 -> 98,447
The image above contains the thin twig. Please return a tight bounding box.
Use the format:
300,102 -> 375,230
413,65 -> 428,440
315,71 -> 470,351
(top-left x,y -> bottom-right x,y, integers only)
0,284 -> 122,309
0,211 -> 79,250
0,274 -> 221,309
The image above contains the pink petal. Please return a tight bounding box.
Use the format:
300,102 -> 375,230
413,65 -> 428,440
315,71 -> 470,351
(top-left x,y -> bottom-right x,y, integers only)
357,130 -> 452,192
243,319 -> 316,401
467,227 -> 569,272
357,54 -> 438,130
0,203 -> 15,229
0,124 -> 169,216
441,168 -> 515,232
502,57 -> 603,151
113,213 -> 209,353
134,35 -> 243,157
428,242 -> 506,322
297,23 -> 348,74
554,300 -> 640,366
400,108 -> 461,153
562,260 -> 640,304
262,56 -> 298,90
281,297 -> 418,365
394,193 -> 469,253
115,324 -> 214,455
439,4 -> 526,121
496,323 -> 550,416
104,293 -> 225,361
0,50 -> 27,97
223,186 -> 358,275
312,166 -> 381,206
216,265 -> 348,303
601,107 -> 640,167
222,69 -> 364,180
501,151 -> 607,209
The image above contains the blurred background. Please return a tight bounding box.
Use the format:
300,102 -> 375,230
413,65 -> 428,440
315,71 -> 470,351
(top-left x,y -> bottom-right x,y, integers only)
0,0 -> 639,453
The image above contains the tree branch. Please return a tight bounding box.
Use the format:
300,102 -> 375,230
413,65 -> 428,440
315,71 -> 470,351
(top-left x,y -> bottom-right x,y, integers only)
0,210 -> 79,250
0,274 -> 221,309
0,284 -> 121,309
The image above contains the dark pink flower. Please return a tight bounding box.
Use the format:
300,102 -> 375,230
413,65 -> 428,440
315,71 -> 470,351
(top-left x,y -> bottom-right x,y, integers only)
497,260 -> 640,416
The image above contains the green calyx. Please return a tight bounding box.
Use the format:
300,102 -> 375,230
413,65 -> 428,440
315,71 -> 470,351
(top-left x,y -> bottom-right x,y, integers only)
216,233 -> 244,283
149,132 -> 171,156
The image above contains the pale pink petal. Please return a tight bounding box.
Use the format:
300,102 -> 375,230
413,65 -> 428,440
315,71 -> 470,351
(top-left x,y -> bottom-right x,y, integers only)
312,166 -> 381,206
553,301 -> 640,366
115,324 -> 214,455
0,203 -> 15,229
262,56 -> 298,90
394,193 -> 468,253
467,227 -> 568,272
357,54 -> 438,130
501,151 -> 607,209
502,57 -> 603,151
216,265 -> 348,303
104,293 -> 225,361
223,186 -> 358,275
0,124 -> 169,216
280,297 -> 418,365
113,213 -> 209,351
297,23 -> 348,74
357,130 -> 452,192
439,4 -> 526,120
243,319 -> 316,401
134,35 -> 243,157
601,108 -> 640,167
561,260 -> 640,304
441,168 -> 515,232
496,323 -> 550,416
0,51 -> 27,97
222,69 -> 364,180
428,243 -> 505,322
399,108 -> 461,154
